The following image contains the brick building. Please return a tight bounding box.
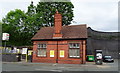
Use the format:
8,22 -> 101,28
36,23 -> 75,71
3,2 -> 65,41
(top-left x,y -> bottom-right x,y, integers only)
31,11 -> 88,64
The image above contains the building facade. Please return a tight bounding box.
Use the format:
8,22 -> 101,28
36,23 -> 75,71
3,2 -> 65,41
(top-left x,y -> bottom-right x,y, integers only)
32,11 -> 87,64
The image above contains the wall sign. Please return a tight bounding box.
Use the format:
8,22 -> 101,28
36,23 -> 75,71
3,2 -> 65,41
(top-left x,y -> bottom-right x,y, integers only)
96,53 -> 102,59
28,50 -> 33,55
50,50 -> 54,57
22,48 -> 28,54
2,33 -> 9,41
60,50 -> 64,57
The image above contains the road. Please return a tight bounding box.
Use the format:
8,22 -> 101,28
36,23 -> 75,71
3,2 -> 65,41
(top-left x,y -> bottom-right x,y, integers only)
2,59 -> 118,72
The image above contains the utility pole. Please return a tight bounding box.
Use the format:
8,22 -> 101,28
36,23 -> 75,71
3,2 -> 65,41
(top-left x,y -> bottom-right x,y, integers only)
4,41 -> 6,52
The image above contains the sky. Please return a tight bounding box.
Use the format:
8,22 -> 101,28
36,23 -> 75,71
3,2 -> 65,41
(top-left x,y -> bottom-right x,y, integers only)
0,0 -> 119,32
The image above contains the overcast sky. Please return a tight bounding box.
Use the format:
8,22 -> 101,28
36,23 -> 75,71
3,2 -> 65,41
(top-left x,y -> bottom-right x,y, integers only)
0,0 -> 119,32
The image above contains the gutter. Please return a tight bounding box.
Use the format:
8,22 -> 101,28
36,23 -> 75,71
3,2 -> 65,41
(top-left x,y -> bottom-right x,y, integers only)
31,38 -> 87,41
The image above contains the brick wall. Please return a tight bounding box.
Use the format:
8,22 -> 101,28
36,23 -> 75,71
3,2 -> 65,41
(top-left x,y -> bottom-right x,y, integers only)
32,40 -> 86,64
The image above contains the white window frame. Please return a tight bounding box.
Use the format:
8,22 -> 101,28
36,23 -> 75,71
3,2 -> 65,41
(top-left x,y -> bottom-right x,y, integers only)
37,43 -> 47,57
69,43 -> 80,48
69,43 -> 80,58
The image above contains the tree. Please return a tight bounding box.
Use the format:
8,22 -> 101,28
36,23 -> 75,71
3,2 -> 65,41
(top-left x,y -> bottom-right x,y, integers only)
2,9 -> 32,46
26,1 -> 36,16
26,1 -> 42,34
40,0 -> 70,2
36,2 -> 74,26
25,1 -> 74,33
1,1 -> 74,46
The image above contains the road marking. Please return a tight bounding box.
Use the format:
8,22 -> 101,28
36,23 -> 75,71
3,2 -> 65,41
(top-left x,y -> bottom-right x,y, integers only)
50,70 -> 62,72
35,68 -> 47,71
58,67 -> 65,68
35,68 -> 62,72
96,65 -> 110,68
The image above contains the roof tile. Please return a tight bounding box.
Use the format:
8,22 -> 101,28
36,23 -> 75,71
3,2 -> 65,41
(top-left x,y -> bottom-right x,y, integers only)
32,24 -> 87,40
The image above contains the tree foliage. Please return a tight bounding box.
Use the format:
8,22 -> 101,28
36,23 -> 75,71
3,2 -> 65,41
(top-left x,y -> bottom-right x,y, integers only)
2,1 -> 74,46
2,9 -> 32,46
26,1 -> 42,34
36,2 -> 74,26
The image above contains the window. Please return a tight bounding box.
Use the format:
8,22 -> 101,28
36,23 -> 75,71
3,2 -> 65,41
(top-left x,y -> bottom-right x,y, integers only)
69,43 -> 80,48
69,43 -> 80,58
37,44 -> 47,57
38,44 -> 46,48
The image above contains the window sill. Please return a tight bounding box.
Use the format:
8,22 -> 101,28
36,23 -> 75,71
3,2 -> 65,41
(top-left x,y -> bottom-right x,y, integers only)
37,55 -> 47,57
69,56 -> 80,59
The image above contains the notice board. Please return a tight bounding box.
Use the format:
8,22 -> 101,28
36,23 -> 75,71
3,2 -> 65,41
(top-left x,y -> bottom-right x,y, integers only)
60,50 -> 64,57
50,50 -> 54,57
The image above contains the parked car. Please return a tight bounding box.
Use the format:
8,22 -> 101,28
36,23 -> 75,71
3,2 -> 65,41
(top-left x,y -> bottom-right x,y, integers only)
103,56 -> 114,63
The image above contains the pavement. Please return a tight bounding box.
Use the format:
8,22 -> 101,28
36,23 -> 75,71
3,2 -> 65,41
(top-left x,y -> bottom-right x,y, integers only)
2,59 -> 118,72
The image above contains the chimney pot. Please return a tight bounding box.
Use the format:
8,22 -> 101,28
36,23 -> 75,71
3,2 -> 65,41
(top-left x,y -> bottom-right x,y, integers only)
56,11 -> 59,14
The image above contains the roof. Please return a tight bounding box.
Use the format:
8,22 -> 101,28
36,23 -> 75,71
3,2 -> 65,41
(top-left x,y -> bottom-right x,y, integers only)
32,24 -> 88,40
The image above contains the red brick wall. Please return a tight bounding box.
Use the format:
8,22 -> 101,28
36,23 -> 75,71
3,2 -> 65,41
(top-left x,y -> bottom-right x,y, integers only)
53,11 -> 62,38
54,12 -> 62,34
32,40 -> 86,64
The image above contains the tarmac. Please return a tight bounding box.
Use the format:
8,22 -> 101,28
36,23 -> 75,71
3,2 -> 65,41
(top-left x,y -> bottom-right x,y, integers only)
2,59 -> 118,72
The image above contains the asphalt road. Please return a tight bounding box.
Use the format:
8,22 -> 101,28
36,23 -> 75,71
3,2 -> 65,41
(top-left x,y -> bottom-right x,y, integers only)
2,59 -> 118,72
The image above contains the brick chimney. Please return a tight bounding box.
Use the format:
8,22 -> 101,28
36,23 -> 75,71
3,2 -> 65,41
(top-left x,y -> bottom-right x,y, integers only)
53,11 -> 62,38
